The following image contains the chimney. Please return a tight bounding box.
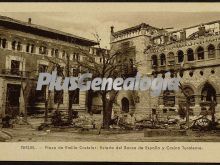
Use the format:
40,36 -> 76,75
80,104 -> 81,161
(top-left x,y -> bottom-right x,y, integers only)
180,29 -> 186,41
110,26 -> 114,34
28,18 -> 32,24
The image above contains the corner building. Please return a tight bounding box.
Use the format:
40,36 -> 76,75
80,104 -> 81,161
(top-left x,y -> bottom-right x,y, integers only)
110,22 -> 220,118
0,16 -> 97,117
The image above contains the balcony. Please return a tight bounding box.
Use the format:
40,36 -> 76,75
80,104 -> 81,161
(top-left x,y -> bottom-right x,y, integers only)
0,69 -> 31,78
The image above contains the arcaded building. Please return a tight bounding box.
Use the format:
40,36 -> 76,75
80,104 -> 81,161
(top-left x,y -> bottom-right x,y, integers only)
110,21 -> 220,117
0,16 -> 97,117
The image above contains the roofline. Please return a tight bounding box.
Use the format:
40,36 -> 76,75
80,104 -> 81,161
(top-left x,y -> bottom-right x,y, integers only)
0,15 -> 98,46
113,23 -> 162,36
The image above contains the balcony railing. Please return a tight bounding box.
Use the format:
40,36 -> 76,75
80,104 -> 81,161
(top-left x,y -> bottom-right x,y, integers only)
0,69 -> 31,77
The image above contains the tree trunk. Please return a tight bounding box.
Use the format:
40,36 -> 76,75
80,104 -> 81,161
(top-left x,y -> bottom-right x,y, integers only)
102,93 -> 113,129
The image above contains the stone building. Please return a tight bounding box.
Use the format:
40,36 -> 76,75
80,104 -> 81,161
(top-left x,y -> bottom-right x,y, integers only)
0,15 -> 98,117
110,21 -> 220,118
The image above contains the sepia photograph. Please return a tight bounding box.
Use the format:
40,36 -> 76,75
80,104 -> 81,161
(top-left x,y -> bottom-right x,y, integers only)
0,3 -> 220,145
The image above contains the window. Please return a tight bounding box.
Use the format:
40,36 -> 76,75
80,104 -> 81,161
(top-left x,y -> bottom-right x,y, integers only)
11,60 -> 20,75
69,89 -> 80,104
151,55 -> 158,67
26,44 -> 30,53
51,48 -> 55,56
208,44 -> 215,58
73,53 -> 79,61
12,41 -> 16,50
26,43 -> 34,53
57,66 -> 64,77
163,90 -> 175,107
39,46 -> 47,55
54,90 -> 63,104
0,38 -> 7,48
55,49 -> 59,58
17,42 -> 22,51
177,50 -> 184,63
12,40 -> 22,51
35,85 -> 46,102
38,64 -> 48,73
62,50 -> 66,59
160,53 -> 166,66
187,48 -> 194,61
197,46 -> 204,60
72,68 -> 79,76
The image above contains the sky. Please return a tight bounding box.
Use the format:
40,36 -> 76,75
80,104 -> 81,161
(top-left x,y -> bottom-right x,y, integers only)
1,12 -> 220,48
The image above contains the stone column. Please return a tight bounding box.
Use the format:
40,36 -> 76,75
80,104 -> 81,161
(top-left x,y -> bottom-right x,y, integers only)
194,95 -> 201,116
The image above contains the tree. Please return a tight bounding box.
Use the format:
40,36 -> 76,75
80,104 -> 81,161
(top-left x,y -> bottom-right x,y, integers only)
74,33 -> 139,129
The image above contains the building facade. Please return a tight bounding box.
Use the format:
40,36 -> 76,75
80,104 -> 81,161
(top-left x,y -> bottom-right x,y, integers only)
0,16 -> 98,118
110,22 -> 220,118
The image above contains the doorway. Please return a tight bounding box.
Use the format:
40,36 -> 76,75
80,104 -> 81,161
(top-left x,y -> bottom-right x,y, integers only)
5,84 -> 21,118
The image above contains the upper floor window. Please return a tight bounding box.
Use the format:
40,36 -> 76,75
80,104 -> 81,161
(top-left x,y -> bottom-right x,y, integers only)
160,53 -> 166,66
38,64 -> 48,73
39,46 -> 47,55
187,48 -> 194,61
26,43 -> 35,53
73,53 -> 79,61
207,44 -> 215,58
0,38 -> 7,48
177,50 -> 184,63
12,40 -> 22,51
62,50 -> 66,59
197,46 -> 204,60
151,55 -> 158,67
11,60 -> 20,75
55,49 -> 59,58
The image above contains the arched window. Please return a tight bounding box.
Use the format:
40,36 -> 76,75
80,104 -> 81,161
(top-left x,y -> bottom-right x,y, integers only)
151,55 -> 158,66
207,44 -> 215,58
160,53 -> 166,66
177,50 -> 184,63
201,83 -> 216,102
187,48 -> 194,61
197,46 -> 204,60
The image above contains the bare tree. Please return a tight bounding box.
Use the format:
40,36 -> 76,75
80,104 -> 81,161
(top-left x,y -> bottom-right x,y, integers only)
74,33 -> 139,129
